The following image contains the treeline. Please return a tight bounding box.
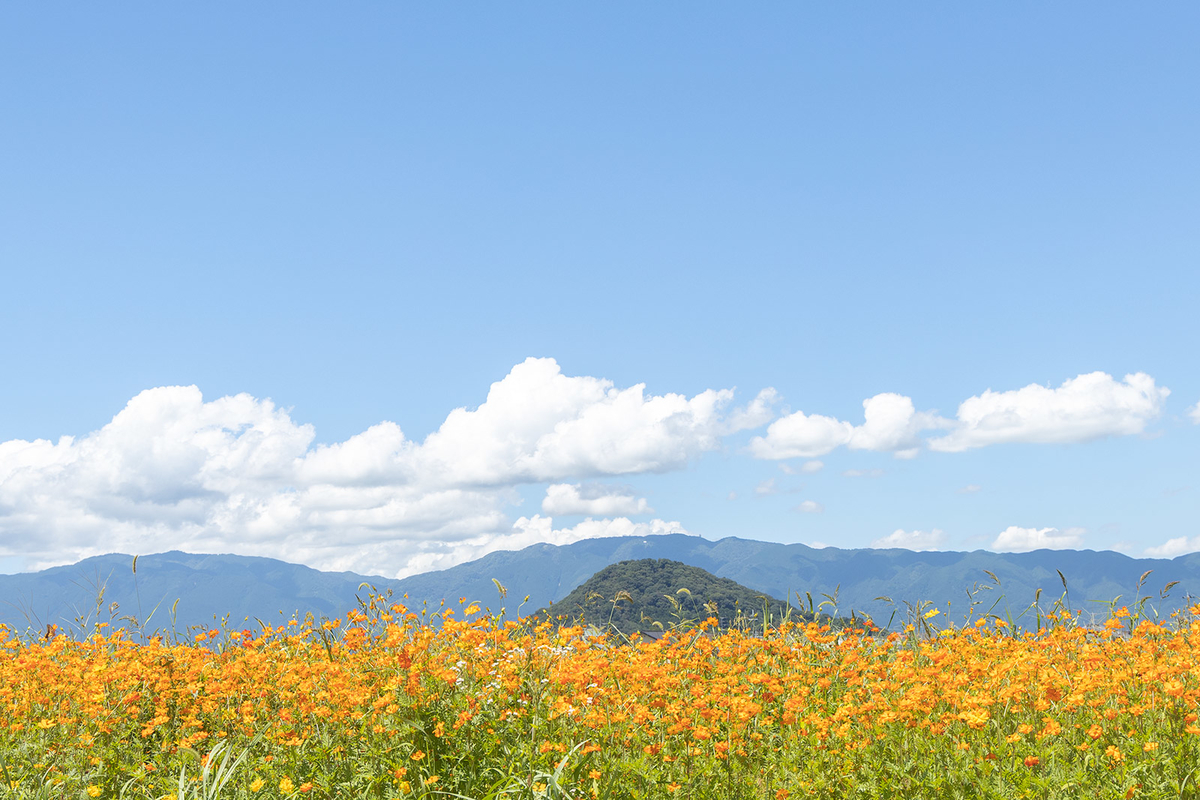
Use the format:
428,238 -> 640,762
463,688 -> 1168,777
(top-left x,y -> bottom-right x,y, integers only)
540,558 -> 816,636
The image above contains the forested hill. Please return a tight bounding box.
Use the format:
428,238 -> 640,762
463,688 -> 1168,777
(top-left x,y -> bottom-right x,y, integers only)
542,558 -> 797,635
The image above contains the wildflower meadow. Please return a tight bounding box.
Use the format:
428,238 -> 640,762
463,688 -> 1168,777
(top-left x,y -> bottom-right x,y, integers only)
2,583 -> 1199,799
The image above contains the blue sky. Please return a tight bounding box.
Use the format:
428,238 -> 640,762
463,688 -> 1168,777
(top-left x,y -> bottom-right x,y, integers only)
1,4 -> 1197,577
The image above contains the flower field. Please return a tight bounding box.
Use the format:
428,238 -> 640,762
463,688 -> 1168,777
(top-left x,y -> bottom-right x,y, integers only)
2,594 -> 1199,799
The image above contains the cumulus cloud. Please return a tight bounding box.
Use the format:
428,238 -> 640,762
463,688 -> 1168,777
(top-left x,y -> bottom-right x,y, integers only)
1143,536 -> 1200,559
749,371 -> 1168,462
1190,402 -> 1200,425
541,483 -> 652,516
0,358 -> 747,576
400,357 -> 757,485
794,500 -> 824,513
991,526 -> 1085,553
929,372 -> 1169,452
750,393 -> 943,460
749,410 -> 852,460
957,484 -> 982,494
871,529 -> 946,551
720,388 -> 781,434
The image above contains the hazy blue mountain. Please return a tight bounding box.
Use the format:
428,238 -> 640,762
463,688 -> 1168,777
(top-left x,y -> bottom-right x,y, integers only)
0,551 -> 394,637
391,534 -> 1200,626
3,535 -> 1198,637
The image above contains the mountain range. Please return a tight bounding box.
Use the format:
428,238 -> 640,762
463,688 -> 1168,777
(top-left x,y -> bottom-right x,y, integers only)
2,534 -> 1197,636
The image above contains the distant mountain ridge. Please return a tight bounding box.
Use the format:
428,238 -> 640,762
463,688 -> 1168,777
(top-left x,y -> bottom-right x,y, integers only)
392,534 -> 1200,626
0,551 -> 383,636
3,535 -> 1198,635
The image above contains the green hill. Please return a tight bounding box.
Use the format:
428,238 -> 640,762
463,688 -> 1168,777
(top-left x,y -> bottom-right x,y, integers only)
541,558 -> 798,636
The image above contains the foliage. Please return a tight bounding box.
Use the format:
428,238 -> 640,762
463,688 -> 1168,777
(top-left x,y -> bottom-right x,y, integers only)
538,559 -> 803,636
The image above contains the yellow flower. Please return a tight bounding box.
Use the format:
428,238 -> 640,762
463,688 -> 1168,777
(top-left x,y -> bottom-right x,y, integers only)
279,777 -> 295,793
86,787 -> 102,798
249,778 -> 265,793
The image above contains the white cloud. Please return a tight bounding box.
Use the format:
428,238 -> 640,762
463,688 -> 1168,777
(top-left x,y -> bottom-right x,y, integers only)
0,359 -> 751,577
541,483 -> 652,516
991,526 -> 1085,553
750,393 -> 942,460
719,388 -> 780,434
749,410 -> 853,460
871,528 -> 946,551
749,371 -> 1168,462
929,372 -> 1169,452
957,484 -> 982,494
1143,536 -> 1200,559
849,394 -> 940,454
1189,402 -> 1200,425
795,500 -> 824,513
405,357 -> 752,485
